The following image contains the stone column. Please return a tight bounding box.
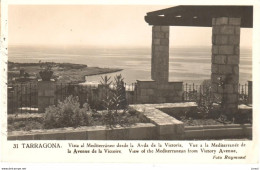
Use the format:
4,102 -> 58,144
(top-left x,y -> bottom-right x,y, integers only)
248,81 -> 252,104
38,81 -> 55,113
151,26 -> 169,83
211,17 -> 241,114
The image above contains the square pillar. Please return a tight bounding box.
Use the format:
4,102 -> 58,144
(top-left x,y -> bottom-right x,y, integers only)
211,17 -> 241,114
248,81 -> 252,104
151,26 -> 169,83
38,81 -> 55,113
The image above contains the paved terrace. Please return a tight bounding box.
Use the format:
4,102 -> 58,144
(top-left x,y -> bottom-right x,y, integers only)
130,102 -> 197,139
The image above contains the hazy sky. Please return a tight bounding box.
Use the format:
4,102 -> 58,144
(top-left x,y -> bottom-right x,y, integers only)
8,5 -> 252,48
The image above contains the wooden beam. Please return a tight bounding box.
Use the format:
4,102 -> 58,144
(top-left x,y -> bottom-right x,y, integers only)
145,5 -> 253,28
145,16 -> 212,27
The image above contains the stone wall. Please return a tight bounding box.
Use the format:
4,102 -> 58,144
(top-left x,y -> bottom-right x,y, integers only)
8,123 -> 157,140
211,17 -> 241,114
151,26 -> 169,83
134,25 -> 183,104
38,81 -> 55,113
129,103 -> 196,140
135,80 -> 183,104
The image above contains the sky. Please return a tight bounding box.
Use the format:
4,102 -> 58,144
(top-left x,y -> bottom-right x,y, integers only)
8,5 -> 252,48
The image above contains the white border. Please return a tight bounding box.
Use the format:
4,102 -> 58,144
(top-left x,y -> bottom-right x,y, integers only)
1,0 -> 259,167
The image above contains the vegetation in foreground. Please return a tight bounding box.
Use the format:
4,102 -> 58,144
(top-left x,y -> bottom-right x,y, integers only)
160,79 -> 252,126
8,74 -> 147,132
8,96 -> 146,131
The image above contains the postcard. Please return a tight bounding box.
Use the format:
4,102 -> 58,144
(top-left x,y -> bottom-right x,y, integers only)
0,0 -> 259,166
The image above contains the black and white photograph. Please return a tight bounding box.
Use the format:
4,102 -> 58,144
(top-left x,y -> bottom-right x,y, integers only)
0,0 -> 259,166
5,4 -> 253,140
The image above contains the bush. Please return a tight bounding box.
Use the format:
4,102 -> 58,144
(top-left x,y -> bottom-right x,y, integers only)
44,96 -> 93,129
196,79 -> 219,118
99,107 -> 147,128
112,74 -> 127,110
195,79 -> 234,122
100,74 -> 128,127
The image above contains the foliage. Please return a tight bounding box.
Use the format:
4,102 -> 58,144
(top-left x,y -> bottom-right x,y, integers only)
39,60 -> 55,81
111,74 -> 127,110
100,74 -> 129,127
195,77 -> 239,122
39,60 -> 55,72
196,80 -> 217,118
100,75 -> 113,111
239,93 -> 248,105
43,95 -> 93,129
8,119 -> 43,132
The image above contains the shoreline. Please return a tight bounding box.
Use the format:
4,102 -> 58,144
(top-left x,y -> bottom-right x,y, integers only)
8,61 -> 123,84
8,61 -> 251,85
78,69 -> 123,84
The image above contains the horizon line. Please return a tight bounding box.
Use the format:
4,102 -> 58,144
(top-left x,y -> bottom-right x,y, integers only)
8,44 -> 253,49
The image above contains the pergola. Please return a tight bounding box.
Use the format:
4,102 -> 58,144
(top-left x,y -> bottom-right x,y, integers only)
135,5 -> 253,114
145,6 -> 252,27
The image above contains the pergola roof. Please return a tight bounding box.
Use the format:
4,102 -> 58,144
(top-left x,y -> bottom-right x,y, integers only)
145,5 -> 253,28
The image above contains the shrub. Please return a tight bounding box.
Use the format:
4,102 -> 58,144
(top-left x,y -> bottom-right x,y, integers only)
99,75 -> 113,111
111,74 -> 127,110
100,74 -> 128,127
196,78 -> 237,122
39,61 -> 55,81
99,107 -> 147,128
44,95 -> 93,129
196,79 -> 221,118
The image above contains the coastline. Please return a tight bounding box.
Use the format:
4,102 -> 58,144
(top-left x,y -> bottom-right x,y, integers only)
8,46 -> 252,85
8,61 -> 123,84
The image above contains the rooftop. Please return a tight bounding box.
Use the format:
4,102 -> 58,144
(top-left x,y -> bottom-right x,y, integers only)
145,5 -> 253,28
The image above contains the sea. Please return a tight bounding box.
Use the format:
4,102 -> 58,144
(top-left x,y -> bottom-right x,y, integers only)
8,45 -> 252,85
